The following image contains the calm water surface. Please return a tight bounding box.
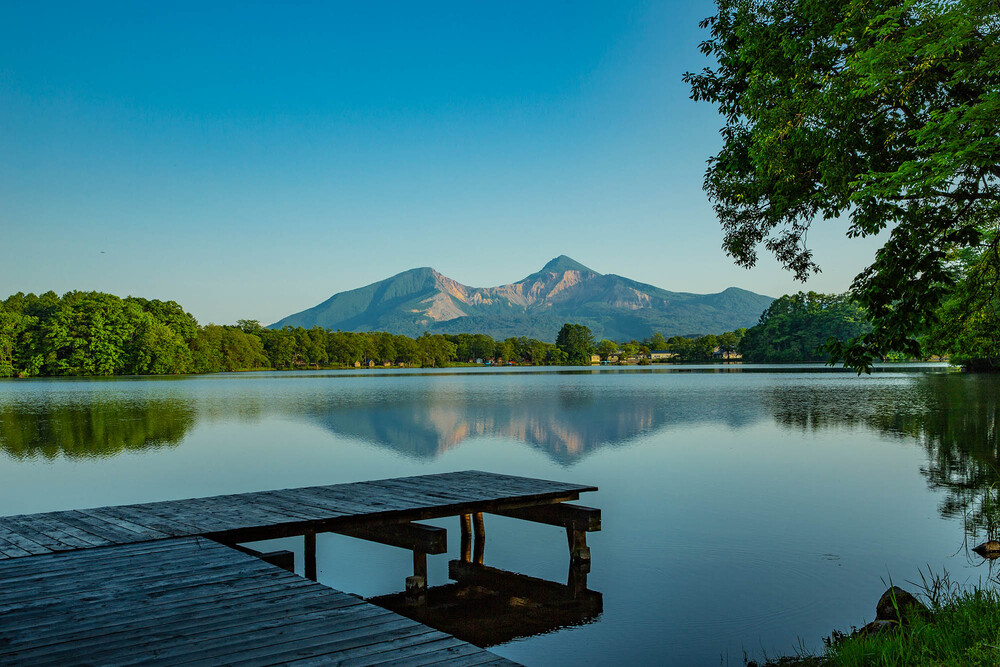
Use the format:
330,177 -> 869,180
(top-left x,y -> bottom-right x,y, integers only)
2,365 -> 998,665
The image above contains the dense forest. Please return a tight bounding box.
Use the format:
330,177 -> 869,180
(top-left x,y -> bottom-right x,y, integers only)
0,286 -> 987,378
0,291 -> 577,377
737,293 -> 871,362
736,285 -> 997,368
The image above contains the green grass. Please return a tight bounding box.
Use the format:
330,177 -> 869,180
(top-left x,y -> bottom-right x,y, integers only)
755,574 -> 1000,667
826,588 -> 1000,666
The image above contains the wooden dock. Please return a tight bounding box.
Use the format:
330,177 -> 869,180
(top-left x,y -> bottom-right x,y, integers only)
0,470 -> 600,666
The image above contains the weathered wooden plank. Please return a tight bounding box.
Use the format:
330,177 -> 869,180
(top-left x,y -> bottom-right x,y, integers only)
397,650 -> 520,667
333,521 -> 448,554
284,484 -> 399,515
246,490 -> 341,521
22,513 -> 113,548
360,479 -> 462,506
0,535 -> 199,580
0,548 -> 261,600
135,497 -> 246,533
364,639 -> 493,666
49,510 -> 153,544
72,506 -> 173,540
79,504 -> 198,537
6,588 -> 369,662
0,535 -> 33,559
266,486 -> 358,515
336,635 -> 472,666
199,622 -> 442,667
1,572 -> 323,642
489,502 -> 601,531
0,577 -> 333,641
0,517 -> 75,552
284,629 -> 462,667
111,609 -> 418,665
0,556 -> 275,608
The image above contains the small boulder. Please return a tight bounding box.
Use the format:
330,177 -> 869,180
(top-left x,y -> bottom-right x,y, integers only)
973,540 -> 1000,557
875,586 -> 928,625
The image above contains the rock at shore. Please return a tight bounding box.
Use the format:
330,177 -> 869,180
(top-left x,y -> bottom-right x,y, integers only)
875,586 -> 929,625
973,540 -> 1000,557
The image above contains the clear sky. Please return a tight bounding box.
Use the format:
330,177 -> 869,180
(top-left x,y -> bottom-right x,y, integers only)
0,1 -> 884,325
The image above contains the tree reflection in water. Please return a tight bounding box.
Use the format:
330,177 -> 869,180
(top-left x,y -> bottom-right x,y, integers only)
0,398 -> 195,460
767,373 -> 1000,541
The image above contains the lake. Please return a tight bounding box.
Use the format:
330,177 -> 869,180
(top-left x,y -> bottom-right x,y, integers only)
1,364 -> 997,665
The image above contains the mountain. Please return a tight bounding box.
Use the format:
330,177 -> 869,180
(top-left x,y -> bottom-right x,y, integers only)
269,255 -> 774,341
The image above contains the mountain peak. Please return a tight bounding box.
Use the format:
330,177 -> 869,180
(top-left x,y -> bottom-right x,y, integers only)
540,255 -> 595,274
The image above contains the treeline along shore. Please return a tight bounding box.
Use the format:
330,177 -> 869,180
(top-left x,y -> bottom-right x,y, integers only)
0,290 -> 753,378
0,288 -> 982,378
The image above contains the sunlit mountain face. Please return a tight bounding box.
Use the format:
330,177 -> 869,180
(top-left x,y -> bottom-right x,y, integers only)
270,255 -> 774,340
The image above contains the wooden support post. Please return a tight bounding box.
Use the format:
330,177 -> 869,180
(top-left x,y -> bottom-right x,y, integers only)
461,533 -> 471,563
406,551 -> 428,603
567,560 -> 589,598
473,511 -> 485,565
304,530 -> 317,582
566,527 -> 591,567
413,550 -> 427,580
460,512 -> 472,563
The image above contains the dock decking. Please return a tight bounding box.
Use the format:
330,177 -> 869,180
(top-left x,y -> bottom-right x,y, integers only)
0,470 -> 596,558
0,536 -> 515,666
0,471 -> 600,666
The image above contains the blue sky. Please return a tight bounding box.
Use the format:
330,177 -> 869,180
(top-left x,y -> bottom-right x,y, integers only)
0,1 -> 884,325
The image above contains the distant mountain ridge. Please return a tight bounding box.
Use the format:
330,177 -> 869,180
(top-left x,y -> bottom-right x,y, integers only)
270,256 -> 774,341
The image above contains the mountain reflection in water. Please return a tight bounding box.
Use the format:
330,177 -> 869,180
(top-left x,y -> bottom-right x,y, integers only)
300,385 -> 764,463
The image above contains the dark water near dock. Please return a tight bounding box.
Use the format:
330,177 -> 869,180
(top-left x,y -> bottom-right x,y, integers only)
1,364 -> 997,665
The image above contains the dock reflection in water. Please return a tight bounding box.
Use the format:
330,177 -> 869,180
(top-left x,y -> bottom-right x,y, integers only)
370,562 -> 603,647
368,535 -> 602,647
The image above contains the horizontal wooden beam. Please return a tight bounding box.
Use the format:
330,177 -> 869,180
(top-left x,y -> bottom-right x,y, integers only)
488,503 -> 601,532
225,543 -> 295,572
332,521 -> 447,554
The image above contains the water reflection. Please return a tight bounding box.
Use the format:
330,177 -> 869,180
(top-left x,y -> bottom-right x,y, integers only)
767,374 -> 1000,539
369,560 -> 602,647
301,388 -> 680,463
1,378 -> 771,464
0,398 -> 194,460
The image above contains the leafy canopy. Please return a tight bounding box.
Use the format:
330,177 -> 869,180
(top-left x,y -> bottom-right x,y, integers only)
739,292 -> 871,362
556,323 -> 595,364
685,0 -> 1000,370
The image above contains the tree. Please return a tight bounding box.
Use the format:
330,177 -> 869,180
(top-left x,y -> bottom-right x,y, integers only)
647,332 -> 667,350
926,235 -> 1000,370
494,339 -> 516,363
739,292 -> 871,362
596,339 -> 619,361
685,0 -> 1000,370
555,323 -> 594,365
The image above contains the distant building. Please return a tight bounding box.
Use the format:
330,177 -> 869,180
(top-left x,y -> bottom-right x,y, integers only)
590,354 -> 601,364
649,350 -> 677,361
712,347 -> 742,360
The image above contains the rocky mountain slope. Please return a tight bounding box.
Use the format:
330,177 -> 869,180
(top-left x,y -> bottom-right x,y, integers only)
270,256 -> 773,341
